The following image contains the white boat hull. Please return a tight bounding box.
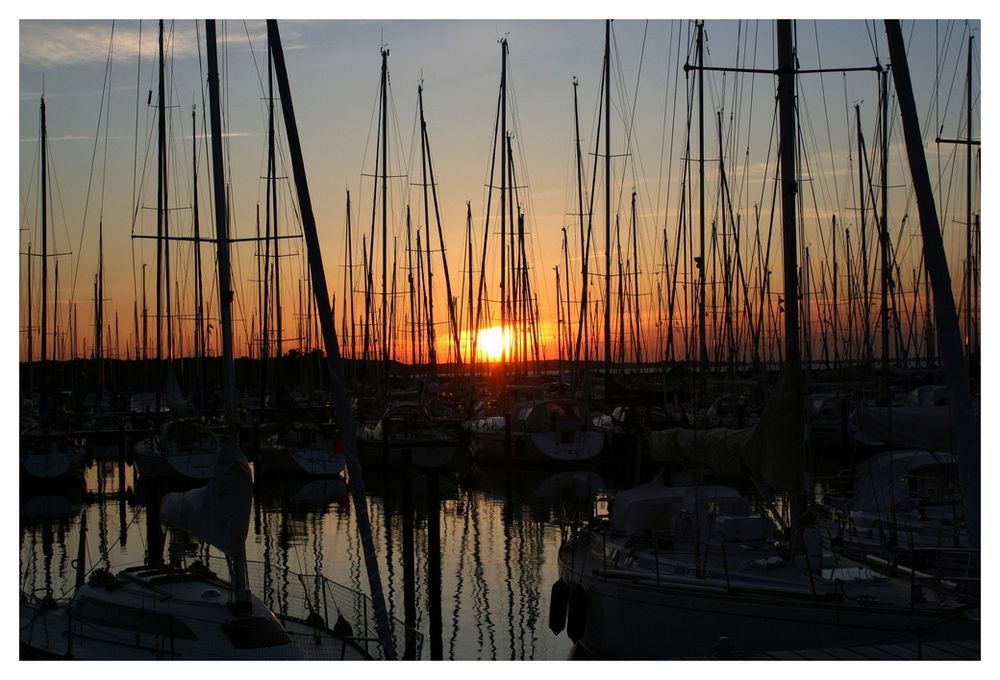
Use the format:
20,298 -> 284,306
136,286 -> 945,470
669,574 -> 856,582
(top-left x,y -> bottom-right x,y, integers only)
557,539 -> 979,659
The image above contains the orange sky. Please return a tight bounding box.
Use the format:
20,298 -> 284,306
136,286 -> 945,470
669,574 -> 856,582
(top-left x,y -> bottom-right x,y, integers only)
17,18 -> 981,367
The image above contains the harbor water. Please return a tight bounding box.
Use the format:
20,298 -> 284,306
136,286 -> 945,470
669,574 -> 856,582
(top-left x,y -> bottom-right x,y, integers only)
18,452 -> 610,660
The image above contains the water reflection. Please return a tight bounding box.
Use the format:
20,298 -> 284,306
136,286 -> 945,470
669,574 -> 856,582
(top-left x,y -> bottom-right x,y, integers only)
19,452 -> 594,659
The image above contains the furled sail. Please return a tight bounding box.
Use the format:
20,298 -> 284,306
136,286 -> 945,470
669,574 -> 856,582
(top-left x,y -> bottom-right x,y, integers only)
160,437 -> 252,557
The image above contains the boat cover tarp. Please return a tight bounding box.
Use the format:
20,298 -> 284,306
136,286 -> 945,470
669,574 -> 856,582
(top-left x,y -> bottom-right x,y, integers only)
848,404 -> 980,452
850,450 -> 959,512
160,437 -> 252,557
609,482 -> 747,535
648,366 -> 804,492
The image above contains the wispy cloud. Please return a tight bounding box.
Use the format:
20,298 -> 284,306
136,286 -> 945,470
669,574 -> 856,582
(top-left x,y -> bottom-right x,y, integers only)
20,20 -> 269,68
21,21 -> 130,68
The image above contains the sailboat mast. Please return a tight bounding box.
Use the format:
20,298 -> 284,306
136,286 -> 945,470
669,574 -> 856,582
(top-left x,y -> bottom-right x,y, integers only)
346,190 -> 356,362
697,20 -> 708,372
572,77 -> 586,368
417,84 -> 437,367
268,45 -> 283,363
777,20 -> 800,367
855,103 -> 872,367
603,19 -> 612,379
96,220 -> 104,362
192,106 -> 207,408
380,46 -> 390,388
160,20 -> 174,364
155,20 -> 165,411
39,96 -> 48,416
267,21 -> 396,657
407,207 -> 416,363
205,21 -> 237,427
884,18 -> 979,548
466,202 -> 475,374
879,65 -> 890,390
964,34 -> 974,363
419,82 -> 462,366
27,243 -> 33,380
499,39 -> 508,364
631,190 -> 641,369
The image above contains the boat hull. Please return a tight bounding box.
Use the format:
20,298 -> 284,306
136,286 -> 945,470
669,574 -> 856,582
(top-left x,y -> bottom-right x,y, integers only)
557,540 -> 979,659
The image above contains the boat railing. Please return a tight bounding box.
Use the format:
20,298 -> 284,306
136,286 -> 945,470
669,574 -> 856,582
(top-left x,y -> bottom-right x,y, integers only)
864,547 -> 980,602
210,555 -> 423,660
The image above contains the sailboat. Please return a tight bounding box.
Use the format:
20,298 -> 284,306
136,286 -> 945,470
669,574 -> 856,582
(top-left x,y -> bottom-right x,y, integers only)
20,21 -> 411,660
466,395 -> 605,466
553,375 -> 979,658
20,95 -> 85,484
551,20 -> 979,659
258,418 -> 346,476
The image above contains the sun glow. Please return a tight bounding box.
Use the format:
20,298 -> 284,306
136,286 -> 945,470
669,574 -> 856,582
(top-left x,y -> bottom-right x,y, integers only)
476,326 -> 511,362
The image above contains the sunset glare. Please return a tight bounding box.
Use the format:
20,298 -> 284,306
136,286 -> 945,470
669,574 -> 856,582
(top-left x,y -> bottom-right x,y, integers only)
477,326 -> 510,362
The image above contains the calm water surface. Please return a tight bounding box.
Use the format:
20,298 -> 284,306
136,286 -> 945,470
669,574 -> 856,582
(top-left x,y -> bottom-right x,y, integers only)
19,452 -> 609,660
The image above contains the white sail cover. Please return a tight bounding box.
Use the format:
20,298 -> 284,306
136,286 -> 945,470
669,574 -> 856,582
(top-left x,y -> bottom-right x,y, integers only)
160,437 -> 252,557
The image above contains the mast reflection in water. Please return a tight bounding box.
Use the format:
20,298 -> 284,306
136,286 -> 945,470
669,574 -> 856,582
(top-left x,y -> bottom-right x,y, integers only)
19,454 -> 597,660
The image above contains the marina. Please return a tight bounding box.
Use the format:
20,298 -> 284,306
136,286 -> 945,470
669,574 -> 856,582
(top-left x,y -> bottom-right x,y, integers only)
18,16 -> 980,662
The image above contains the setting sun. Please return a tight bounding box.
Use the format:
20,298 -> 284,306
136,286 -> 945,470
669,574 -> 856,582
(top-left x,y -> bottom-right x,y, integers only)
477,326 -> 511,362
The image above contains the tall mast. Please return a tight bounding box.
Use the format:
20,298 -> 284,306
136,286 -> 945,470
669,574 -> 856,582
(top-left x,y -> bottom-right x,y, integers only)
96,218 -> 105,399
406,206 -> 416,363
268,43 -> 283,363
499,39 -> 508,365
417,84 -> 436,367
777,20 -> 800,368
855,103 -> 873,367
631,190 -> 641,369
777,19 -> 805,539
419,82 -> 461,367
380,46 -> 389,389
697,20 -> 708,372
964,34 -> 974,363
267,21 -> 396,656
161,20 -> 173,364
192,106 -> 207,408
831,215 -> 839,369
39,96 -> 49,417
879,64 -> 890,394
603,19 -> 612,379
465,202 -> 474,375
423,216 -> 435,366
884,18 -> 979,548
572,77 -> 586,368
205,21 -> 236,426
27,242 -> 33,389
205,17 -> 245,603
96,220 -> 104,362
346,190 -> 355,362
155,19 -> 165,412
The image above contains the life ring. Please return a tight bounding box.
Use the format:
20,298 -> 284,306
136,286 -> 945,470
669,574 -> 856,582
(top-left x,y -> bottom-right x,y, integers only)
548,579 -> 569,634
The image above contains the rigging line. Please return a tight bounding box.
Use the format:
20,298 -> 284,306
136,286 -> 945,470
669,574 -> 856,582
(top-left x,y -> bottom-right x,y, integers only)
130,19 -> 143,234
737,20 -> 762,222
620,23 -> 660,276
812,21 -> 842,221
610,19 -> 644,214
68,23 -> 116,310
655,20 -> 682,238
